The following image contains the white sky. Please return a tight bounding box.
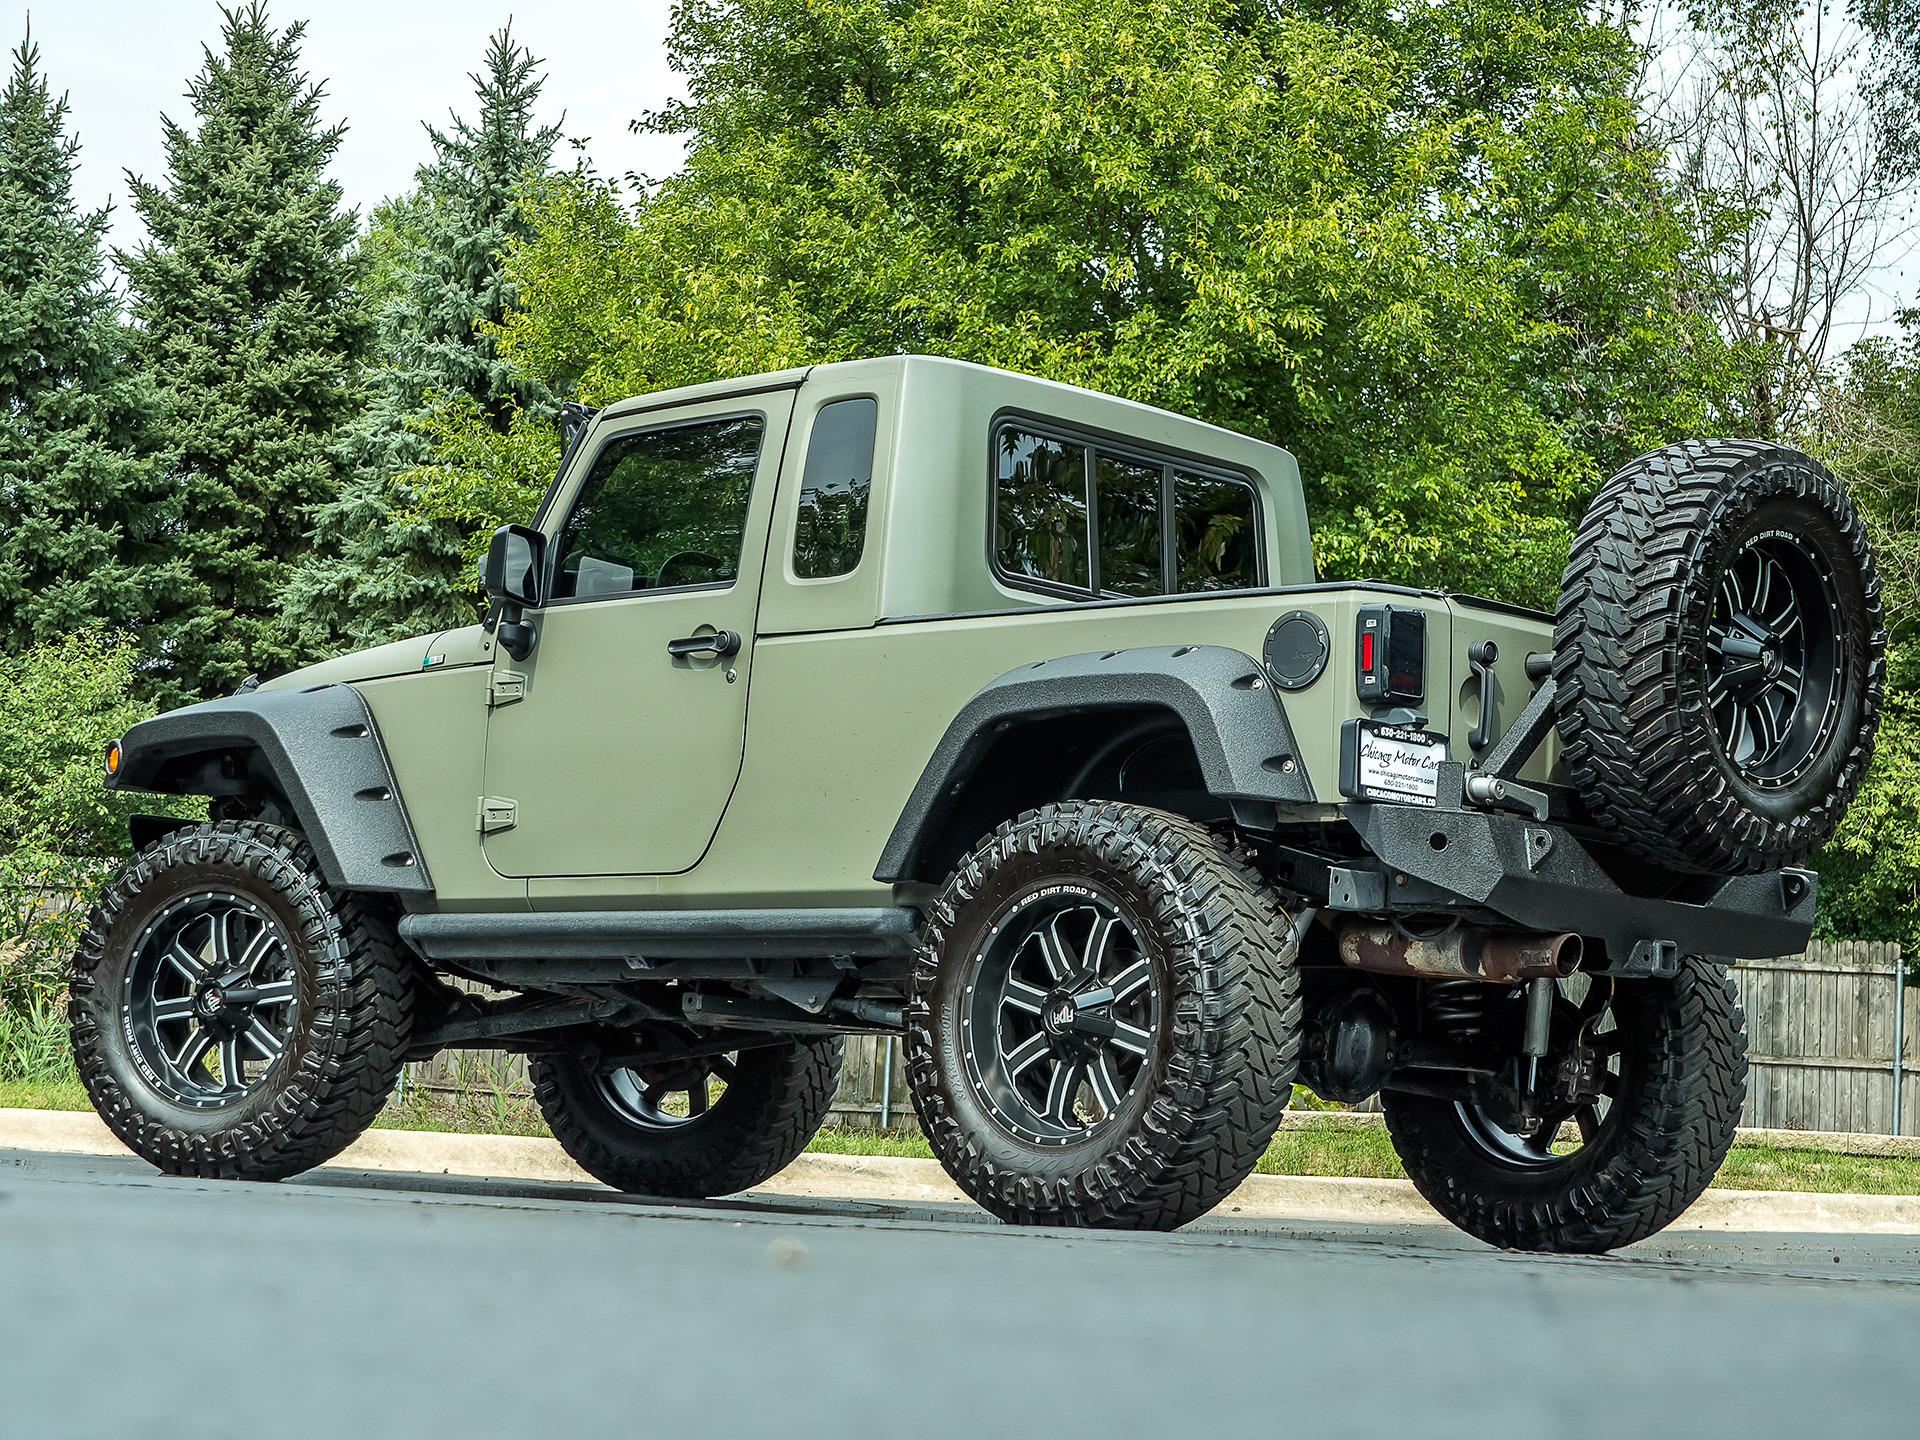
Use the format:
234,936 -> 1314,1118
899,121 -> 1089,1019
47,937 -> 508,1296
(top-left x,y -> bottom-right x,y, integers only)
0,1 -> 687,259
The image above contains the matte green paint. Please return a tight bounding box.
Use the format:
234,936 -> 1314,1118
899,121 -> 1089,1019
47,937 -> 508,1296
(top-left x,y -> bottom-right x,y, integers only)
263,356 -> 1551,911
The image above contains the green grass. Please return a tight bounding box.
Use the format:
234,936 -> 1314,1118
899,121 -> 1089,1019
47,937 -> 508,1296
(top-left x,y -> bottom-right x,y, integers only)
5,1072 -> 1917,1197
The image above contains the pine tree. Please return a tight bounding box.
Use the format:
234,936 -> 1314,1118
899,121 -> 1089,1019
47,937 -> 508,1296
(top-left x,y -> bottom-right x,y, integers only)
120,4 -> 369,703
0,30 -> 174,649
283,26 -> 561,652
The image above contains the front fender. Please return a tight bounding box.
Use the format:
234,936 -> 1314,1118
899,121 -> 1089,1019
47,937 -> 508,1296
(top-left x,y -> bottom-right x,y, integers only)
874,645 -> 1315,883
109,683 -> 432,894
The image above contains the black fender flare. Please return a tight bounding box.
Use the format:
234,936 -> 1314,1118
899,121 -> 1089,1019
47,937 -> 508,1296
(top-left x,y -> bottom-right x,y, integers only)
874,644 -> 1315,883
108,683 -> 433,894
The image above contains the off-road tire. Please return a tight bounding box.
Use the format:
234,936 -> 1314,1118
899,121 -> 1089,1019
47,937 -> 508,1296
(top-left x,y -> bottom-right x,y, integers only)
906,802 -> 1301,1231
1553,439 -> 1884,874
531,1039 -> 842,1197
69,821 -> 413,1181
1382,959 -> 1748,1253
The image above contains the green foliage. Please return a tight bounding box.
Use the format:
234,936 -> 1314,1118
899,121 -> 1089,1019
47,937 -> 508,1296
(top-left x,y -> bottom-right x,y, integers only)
284,26 -> 563,655
0,32 -> 176,649
492,0 -> 1751,608
0,630 -> 194,1012
118,3 -> 370,703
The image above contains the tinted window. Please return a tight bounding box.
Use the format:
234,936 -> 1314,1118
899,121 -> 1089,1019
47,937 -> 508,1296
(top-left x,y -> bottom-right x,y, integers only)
793,398 -> 877,579
1174,473 -> 1259,592
995,430 -> 1090,590
552,415 -> 764,600
1096,455 -> 1164,597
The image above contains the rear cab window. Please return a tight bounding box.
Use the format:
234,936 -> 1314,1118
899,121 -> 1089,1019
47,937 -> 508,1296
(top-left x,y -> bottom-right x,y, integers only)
991,420 -> 1262,601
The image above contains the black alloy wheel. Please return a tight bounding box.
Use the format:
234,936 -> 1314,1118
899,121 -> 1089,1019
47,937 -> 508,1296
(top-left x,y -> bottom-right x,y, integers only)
1705,529 -> 1842,788
1383,959 -> 1748,1253
532,1037 -> 842,1197
70,821 -> 413,1181
960,894 -> 1158,1145
907,801 -> 1301,1231
121,892 -> 298,1108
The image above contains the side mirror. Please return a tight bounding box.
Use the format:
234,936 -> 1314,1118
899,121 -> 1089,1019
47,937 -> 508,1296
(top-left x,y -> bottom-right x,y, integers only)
484,525 -> 546,661
485,524 -> 546,608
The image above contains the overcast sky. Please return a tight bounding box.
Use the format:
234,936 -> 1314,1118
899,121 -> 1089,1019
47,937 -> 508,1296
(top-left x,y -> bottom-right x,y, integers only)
0,1 -> 687,259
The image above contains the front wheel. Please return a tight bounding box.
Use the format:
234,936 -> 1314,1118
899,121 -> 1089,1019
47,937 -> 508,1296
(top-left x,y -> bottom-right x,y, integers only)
69,821 -> 414,1180
906,802 -> 1302,1231
1383,959 -> 1748,1253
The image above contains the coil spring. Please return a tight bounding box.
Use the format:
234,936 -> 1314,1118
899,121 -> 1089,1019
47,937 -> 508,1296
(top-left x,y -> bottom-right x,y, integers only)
1425,980 -> 1487,1040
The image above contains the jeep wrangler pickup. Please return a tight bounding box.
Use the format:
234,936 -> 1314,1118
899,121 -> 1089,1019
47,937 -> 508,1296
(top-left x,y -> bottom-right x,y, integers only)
77,356 -> 1883,1251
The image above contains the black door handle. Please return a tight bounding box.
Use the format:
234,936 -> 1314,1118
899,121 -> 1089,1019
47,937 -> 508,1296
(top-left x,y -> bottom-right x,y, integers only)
667,630 -> 742,659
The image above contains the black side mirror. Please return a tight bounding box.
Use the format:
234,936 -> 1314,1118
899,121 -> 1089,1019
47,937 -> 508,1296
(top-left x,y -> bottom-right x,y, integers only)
485,525 -> 546,661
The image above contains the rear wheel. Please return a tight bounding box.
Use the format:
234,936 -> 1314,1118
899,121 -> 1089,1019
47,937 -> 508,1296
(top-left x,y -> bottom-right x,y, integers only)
906,802 -> 1301,1231
1383,959 -> 1747,1253
531,1038 -> 841,1197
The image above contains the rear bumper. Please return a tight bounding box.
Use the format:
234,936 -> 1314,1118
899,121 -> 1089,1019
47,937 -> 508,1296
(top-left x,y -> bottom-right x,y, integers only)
1344,802 -> 1815,961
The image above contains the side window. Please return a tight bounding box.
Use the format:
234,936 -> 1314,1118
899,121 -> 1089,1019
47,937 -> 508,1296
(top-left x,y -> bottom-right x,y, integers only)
995,429 -> 1090,590
551,414 -> 764,601
1173,473 -> 1259,592
992,423 -> 1261,599
792,398 -> 878,579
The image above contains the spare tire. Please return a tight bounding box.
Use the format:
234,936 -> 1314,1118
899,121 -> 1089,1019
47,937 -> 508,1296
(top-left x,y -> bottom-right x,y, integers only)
1553,439 -> 1884,875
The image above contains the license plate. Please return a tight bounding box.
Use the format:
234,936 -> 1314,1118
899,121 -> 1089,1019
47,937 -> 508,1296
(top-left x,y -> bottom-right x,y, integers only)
1349,721 -> 1448,806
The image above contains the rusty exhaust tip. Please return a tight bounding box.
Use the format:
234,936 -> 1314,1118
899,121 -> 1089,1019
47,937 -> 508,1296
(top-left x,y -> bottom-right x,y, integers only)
1337,923 -> 1583,983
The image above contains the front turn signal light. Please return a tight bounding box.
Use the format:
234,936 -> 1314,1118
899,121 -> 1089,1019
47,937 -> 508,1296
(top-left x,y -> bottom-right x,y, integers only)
104,740 -> 122,778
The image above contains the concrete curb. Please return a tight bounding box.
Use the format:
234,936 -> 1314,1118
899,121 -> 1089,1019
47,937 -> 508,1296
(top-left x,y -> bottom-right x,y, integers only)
5,1107 -> 1917,1233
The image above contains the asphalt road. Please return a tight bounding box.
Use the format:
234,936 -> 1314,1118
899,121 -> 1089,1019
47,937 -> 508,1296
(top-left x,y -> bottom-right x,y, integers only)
3,1148 -> 1917,1440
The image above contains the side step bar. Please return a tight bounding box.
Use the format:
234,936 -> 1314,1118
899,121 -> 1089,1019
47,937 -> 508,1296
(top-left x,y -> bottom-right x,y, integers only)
397,907 -> 920,964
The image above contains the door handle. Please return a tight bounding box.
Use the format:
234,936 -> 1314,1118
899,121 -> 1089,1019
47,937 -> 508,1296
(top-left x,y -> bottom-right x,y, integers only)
666,630 -> 742,659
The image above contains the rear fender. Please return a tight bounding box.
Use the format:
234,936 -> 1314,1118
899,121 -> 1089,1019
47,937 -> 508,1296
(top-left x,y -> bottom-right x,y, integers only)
875,645 -> 1315,884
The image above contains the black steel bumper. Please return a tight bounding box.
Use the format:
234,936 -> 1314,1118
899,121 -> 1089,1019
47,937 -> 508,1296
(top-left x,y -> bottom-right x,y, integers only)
1342,802 -> 1816,961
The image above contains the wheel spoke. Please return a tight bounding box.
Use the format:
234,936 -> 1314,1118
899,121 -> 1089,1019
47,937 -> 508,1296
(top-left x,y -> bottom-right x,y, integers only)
234,923 -> 277,978
1035,921 -> 1077,983
1575,1105 -> 1602,1145
217,1037 -> 244,1091
1087,1052 -> 1125,1117
1002,979 -> 1049,1016
1108,1020 -> 1153,1058
151,995 -> 197,1024
1082,914 -> 1122,982
686,1077 -> 710,1117
642,1081 -> 669,1111
1003,1031 -> 1051,1079
1043,1059 -> 1085,1126
251,978 -> 295,1008
210,910 -> 235,971
170,1027 -> 213,1075
709,1057 -> 737,1083
165,936 -> 209,984
245,1017 -> 285,1062
1107,958 -> 1152,1004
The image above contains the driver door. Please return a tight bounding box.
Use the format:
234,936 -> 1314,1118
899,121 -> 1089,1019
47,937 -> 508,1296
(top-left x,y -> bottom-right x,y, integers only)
479,394 -> 792,877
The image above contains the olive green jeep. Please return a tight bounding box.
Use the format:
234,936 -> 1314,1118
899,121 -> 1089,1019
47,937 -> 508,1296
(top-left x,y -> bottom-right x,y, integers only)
77,356 -> 1883,1250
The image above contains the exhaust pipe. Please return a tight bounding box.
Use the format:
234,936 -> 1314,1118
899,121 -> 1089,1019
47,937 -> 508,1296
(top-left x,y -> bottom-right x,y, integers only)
1338,923 -> 1581,984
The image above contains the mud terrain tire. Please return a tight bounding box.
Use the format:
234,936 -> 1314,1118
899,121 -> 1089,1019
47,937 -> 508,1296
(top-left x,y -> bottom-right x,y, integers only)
1382,958 -> 1748,1253
69,821 -> 413,1181
906,801 -> 1301,1231
532,1039 -> 842,1197
1553,440 -> 1884,874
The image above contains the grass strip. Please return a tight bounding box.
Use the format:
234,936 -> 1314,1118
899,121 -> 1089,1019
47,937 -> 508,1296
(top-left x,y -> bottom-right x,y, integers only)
5,1085 -> 1916,1197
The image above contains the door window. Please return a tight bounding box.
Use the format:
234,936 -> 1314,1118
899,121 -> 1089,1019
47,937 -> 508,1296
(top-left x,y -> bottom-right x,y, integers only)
992,422 -> 1262,599
551,414 -> 765,601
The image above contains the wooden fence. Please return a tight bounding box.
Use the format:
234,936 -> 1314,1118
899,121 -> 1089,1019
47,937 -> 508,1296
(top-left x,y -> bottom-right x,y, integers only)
1730,941 -> 1916,1137
411,942 -> 1917,1139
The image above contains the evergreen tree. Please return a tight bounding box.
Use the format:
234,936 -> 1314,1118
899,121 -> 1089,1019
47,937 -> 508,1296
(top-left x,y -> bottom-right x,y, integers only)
0,30 -> 173,648
283,26 -> 561,652
120,4 -> 369,703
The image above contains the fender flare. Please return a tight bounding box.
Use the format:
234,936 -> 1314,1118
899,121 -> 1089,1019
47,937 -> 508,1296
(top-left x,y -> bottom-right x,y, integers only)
874,644 -> 1315,883
108,683 -> 433,894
